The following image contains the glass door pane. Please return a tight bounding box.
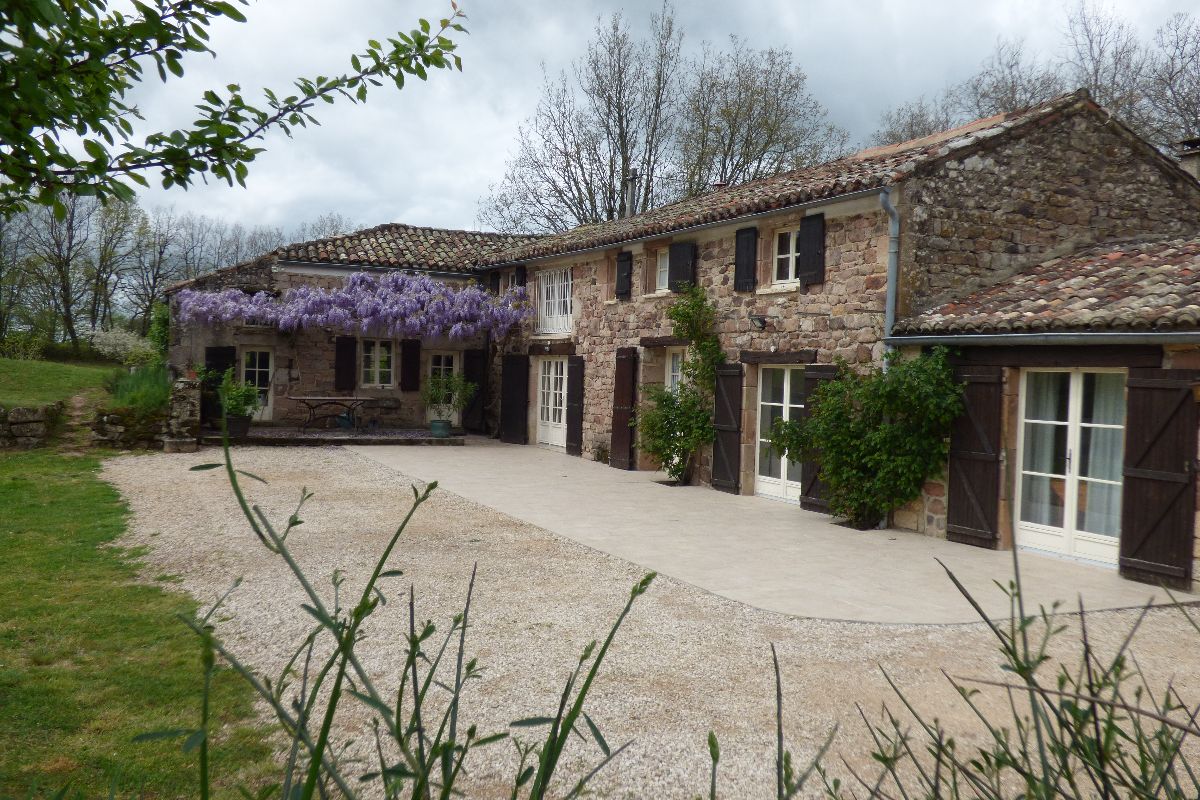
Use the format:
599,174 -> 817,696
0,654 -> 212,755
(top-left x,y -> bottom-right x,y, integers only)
1019,371 -> 1069,528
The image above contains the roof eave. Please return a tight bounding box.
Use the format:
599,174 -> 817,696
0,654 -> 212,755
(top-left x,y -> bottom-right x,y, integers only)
477,186 -> 888,270
886,330 -> 1200,346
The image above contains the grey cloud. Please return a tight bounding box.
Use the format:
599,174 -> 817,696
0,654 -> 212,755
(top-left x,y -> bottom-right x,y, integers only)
129,0 -> 1193,236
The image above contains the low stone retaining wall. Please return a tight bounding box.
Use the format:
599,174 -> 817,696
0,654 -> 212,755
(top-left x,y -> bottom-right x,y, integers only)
0,402 -> 64,448
91,407 -> 167,450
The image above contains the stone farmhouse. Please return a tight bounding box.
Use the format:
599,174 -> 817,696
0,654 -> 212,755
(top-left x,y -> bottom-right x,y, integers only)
168,89 -> 1200,589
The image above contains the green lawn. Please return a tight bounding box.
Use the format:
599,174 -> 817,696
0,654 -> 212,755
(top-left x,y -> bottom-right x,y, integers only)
0,451 -> 273,797
0,357 -> 116,407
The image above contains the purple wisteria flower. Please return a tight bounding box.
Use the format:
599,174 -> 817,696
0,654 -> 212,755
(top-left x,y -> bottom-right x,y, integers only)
175,272 -> 531,339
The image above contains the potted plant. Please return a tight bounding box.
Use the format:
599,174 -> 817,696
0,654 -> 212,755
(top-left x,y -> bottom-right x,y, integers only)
420,372 -> 476,438
218,367 -> 260,439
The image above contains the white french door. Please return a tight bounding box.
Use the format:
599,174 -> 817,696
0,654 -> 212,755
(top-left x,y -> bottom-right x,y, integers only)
756,366 -> 806,502
242,348 -> 273,421
427,351 -> 462,425
1016,369 -> 1126,565
537,357 -> 567,449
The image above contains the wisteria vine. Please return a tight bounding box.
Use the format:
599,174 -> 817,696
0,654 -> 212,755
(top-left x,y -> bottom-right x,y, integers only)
174,271 -> 531,340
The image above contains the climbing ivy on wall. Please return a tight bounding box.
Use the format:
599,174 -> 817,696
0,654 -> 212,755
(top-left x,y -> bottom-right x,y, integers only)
634,285 -> 725,484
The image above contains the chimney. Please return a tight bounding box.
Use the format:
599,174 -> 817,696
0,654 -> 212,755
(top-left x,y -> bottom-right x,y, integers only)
710,181 -> 728,192
1177,137 -> 1200,180
623,169 -> 639,218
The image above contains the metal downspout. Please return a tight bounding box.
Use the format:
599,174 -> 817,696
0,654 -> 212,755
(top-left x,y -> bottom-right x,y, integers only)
879,187 -> 901,361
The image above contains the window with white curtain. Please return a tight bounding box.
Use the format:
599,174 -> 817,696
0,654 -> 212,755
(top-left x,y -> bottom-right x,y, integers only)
536,268 -> 573,333
361,339 -> 394,387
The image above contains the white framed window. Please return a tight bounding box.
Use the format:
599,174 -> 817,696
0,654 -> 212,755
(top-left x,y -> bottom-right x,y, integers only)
361,339 -> 394,387
429,351 -> 457,379
536,267 -> 573,333
665,346 -> 685,392
774,229 -> 803,283
655,249 -> 670,291
499,271 -> 515,294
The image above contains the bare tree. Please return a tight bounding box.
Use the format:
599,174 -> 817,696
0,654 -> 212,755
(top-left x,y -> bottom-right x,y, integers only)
951,37 -> 1067,118
869,95 -> 957,147
1062,1 -> 1151,132
478,4 -> 682,232
125,207 -> 182,333
86,201 -> 140,331
675,39 -> 848,197
176,212 -> 219,280
1145,13 -> 1200,145
23,195 -> 98,350
0,211 -> 29,340
292,211 -> 360,242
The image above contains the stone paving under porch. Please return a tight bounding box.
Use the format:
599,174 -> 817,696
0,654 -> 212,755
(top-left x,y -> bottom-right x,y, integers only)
350,437 -> 1191,624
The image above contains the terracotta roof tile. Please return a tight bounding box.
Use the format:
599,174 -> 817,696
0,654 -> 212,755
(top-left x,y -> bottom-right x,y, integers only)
486,89 -> 1100,264
275,223 -> 543,273
893,235 -> 1200,335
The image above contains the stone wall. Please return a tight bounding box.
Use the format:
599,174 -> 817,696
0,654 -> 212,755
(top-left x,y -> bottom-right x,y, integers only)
503,195 -> 890,488
898,102 -> 1200,316
91,407 -> 166,450
0,402 -> 63,448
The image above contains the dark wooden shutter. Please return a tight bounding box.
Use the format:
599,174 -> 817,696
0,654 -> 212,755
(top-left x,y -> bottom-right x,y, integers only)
201,346 -> 237,425
399,339 -> 421,391
514,265 -> 527,287
794,214 -> 826,285
615,252 -> 633,300
488,272 -> 501,294
1119,369 -> 1198,588
945,366 -> 1003,548
462,348 -> 488,433
668,242 -> 697,292
500,354 -> 530,445
799,364 -> 840,512
333,336 -> 357,392
610,347 -> 638,469
712,364 -> 743,493
566,355 -> 585,456
734,227 -> 758,292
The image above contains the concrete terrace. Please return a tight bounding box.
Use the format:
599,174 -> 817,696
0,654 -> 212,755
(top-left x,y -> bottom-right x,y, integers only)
349,438 -> 1186,625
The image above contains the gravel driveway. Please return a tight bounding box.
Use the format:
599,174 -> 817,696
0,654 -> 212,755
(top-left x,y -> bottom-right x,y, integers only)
102,446 -> 1200,798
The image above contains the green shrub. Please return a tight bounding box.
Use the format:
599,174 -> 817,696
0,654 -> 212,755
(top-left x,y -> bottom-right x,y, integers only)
769,348 -> 963,528
0,331 -> 47,360
109,363 -> 171,415
420,371 -> 477,420
218,368 -> 260,417
147,302 -> 170,358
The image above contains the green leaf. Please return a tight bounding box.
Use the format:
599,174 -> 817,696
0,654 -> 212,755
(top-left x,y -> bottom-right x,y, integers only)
583,712 -> 610,756
190,464 -> 222,471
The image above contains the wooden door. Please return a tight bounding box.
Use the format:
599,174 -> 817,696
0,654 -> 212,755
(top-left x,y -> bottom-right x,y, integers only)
610,347 -> 638,469
1119,369 -> 1198,588
712,364 -> 742,493
499,354 -> 529,445
201,346 -> 237,426
565,355 -> 584,456
947,366 -> 1003,548
462,348 -> 488,433
798,365 -> 839,512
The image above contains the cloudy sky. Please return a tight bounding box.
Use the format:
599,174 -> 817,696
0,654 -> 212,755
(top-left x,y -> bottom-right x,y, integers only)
131,0 -> 1190,235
